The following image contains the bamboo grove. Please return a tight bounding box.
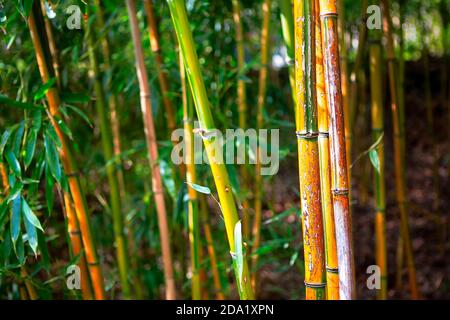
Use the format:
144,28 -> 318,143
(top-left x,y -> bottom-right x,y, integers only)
0,0 -> 449,300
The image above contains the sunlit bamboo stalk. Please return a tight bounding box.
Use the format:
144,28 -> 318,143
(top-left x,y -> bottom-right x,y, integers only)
28,3 -> 105,299
126,0 -> 177,300
279,0 -> 296,104
319,0 -> 356,299
382,0 -> 419,299
314,0 -> 339,300
167,0 -> 254,300
295,0 -> 326,300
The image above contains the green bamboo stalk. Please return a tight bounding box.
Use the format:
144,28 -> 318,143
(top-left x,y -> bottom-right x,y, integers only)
279,0 -> 296,104
85,5 -> 131,299
295,0 -> 326,300
167,0 -> 254,300
369,34 -> 388,299
180,52 -> 201,300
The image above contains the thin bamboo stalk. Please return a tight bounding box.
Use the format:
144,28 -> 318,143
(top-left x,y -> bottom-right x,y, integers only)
295,0 -> 326,300
39,0 -> 60,89
279,0 -> 296,104
28,4 -> 105,299
252,0 -> 271,292
200,195 -> 225,300
85,6 -> 131,299
314,0 -> 339,300
167,0 -> 254,300
231,0 -> 251,241
63,192 -> 94,300
319,0 -> 356,299
180,52 -> 201,300
143,0 -> 177,135
369,39 -> 388,300
381,0 -> 419,299
93,0 -> 127,202
126,0 -> 176,300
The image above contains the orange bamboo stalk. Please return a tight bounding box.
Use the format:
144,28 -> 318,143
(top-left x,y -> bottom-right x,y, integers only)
314,0 -> 339,300
28,5 -> 105,299
319,0 -> 356,299
126,0 -> 176,300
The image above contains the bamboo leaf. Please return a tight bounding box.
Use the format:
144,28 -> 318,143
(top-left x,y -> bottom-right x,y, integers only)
5,150 -> 21,177
34,78 -> 56,101
23,210 -> 38,256
61,92 -> 90,104
44,133 -> 61,183
10,196 -> 22,245
369,149 -> 381,174
45,125 -> 62,148
0,201 -> 9,231
7,181 -> 23,203
0,94 -> 44,110
45,163 -> 54,215
13,121 -> 25,157
233,220 -> 244,286
22,197 -> 44,232
21,0 -> 34,17
0,130 -> 12,156
55,116 -> 73,141
37,230 -> 50,271
24,130 -> 37,168
63,104 -> 93,127
186,182 -> 211,195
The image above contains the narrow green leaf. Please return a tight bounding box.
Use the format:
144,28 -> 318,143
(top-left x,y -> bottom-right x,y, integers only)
24,130 -> 37,168
63,104 -> 93,127
5,150 -> 21,177
369,149 -> 381,174
0,94 -> 43,110
10,196 -> 21,244
22,197 -> 44,232
186,182 -> 211,195
37,230 -> 50,271
7,181 -> 23,203
0,130 -> 12,156
45,125 -> 62,148
55,116 -> 73,141
23,212 -> 38,256
34,78 -> 56,101
45,164 -> 54,215
61,92 -> 90,104
44,133 -> 61,183
13,121 -> 25,157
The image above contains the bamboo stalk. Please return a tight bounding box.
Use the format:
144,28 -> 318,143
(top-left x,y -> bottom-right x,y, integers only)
279,0 -> 296,104
295,0 -> 326,300
85,6 -> 131,299
369,38 -> 388,300
93,0 -> 127,202
143,0 -> 177,135
381,0 -> 419,299
252,0 -> 271,292
314,0 -> 339,300
319,0 -> 356,299
126,0 -> 176,300
38,1 -> 94,300
62,192 -> 94,300
180,52 -> 201,300
167,0 -> 254,300
231,0 -> 251,240
28,4 -> 105,299
200,195 -> 225,300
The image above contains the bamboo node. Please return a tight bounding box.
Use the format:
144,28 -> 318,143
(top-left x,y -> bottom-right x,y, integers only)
296,131 -> 319,139
304,281 -> 327,289
332,189 -> 349,196
326,266 -> 339,274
